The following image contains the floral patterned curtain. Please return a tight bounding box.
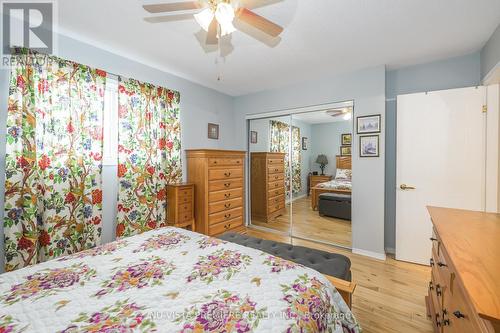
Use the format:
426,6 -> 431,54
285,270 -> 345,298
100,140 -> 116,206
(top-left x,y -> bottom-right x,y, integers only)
3,49 -> 106,271
116,78 -> 182,238
269,120 -> 302,194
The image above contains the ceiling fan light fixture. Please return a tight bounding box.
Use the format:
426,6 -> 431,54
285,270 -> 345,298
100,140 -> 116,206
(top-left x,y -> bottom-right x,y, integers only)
219,21 -> 236,37
215,2 -> 235,24
194,7 -> 214,31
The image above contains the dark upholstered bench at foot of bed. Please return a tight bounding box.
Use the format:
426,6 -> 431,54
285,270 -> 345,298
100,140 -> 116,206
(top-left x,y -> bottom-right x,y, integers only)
218,232 -> 356,308
319,193 -> 352,220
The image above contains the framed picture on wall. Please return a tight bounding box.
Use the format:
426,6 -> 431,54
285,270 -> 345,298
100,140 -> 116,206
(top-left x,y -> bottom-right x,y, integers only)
250,131 -> 258,144
357,114 -> 381,134
302,137 -> 308,150
208,123 -> 219,140
341,133 -> 352,145
340,146 -> 351,156
359,135 -> 379,157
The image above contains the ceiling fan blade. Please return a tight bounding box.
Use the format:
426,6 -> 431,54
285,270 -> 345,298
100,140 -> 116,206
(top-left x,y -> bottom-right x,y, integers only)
143,1 -> 199,13
236,8 -> 283,37
206,18 -> 218,45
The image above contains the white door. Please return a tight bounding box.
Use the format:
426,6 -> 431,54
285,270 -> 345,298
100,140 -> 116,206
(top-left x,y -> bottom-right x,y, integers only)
396,87 -> 486,265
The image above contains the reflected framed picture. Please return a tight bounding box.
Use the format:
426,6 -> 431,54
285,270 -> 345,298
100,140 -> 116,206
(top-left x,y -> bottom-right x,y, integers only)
250,131 -> 258,144
360,135 -> 379,157
208,123 -> 219,140
357,114 -> 381,134
340,146 -> 351,156
341,133 -> 352,145
302,137 -> 308,150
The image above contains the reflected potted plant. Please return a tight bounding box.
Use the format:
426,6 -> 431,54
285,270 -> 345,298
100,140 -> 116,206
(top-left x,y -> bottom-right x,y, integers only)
316,154 -> 328,175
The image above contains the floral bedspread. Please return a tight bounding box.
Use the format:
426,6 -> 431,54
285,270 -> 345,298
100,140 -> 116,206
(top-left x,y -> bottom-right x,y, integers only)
316,179 -> 352,192
0,227 -> 360,333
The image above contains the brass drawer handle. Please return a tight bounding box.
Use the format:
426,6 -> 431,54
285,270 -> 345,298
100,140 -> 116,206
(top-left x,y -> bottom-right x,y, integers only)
224,223 -> 232,230
225,203 -> 231,209
430,237 -> 438,241
430,258 -> 434,267
224,172 -> 231,177
224,183 -> 231,188
224,213 -> 231,219
453,311 -> 465,319
224,193 -> 231,198
274,168 -> 278,172
429,281 -> 434,290
438,262 -> 447,267
275,183 -> 279,187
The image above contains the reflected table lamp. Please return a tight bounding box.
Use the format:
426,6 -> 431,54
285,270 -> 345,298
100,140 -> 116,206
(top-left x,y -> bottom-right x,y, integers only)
316,154 -> 328,176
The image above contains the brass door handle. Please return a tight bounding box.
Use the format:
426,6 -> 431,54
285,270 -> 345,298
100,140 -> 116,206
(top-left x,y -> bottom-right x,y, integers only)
400,184 -> 416,190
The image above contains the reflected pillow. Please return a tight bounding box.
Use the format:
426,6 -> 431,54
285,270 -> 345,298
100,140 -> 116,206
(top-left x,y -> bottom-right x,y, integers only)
335,168 -> 352,180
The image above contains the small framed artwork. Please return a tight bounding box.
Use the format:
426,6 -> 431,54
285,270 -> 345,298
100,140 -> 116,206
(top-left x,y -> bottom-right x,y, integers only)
341,133 -> 352,145
208,123 -> 219,140
359,135 -> 379,157
302,137 -> 308,150
250,131 -> 258,144
357,114 -> 381,134
340,146 -> 351,156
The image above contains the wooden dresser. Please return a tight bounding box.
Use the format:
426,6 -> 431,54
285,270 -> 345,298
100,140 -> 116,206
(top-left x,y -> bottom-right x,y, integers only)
166,183 -> 195,231
309,174 -> 332,195
250,152 -> 286,222
186,149 -> 246,236
426,207 -> 500,333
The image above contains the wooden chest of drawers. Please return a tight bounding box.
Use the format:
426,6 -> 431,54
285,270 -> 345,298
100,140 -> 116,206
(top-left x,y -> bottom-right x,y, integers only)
166,183 -> 195,231
250,152 -> 286,222
309,175 -> 332,195
186,149 -> 246,236
426,207 -> 500,333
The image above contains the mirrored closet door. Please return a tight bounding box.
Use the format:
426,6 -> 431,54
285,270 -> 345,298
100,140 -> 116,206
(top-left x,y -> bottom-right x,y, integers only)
248,115 -> 293,237
247,101 -> 354,249
290,109 -> 353,248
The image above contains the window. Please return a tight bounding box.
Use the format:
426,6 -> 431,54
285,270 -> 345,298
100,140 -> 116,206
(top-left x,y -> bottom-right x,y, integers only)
103,76 -> 118,165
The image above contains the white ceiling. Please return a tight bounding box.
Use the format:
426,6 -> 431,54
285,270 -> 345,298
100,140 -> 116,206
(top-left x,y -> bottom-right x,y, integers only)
58,0 -> 500,96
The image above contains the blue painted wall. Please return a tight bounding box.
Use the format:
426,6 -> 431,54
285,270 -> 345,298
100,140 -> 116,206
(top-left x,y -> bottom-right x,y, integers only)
481,23 -> 500,80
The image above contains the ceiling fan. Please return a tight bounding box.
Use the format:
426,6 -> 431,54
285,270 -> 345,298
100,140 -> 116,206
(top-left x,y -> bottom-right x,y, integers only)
143,0 -> 284,45
326,107 -> 353,121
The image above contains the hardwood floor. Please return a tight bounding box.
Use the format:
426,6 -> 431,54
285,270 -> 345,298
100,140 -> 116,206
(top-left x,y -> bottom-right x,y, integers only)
246,228 -> 433,333
251,196 -> 352,247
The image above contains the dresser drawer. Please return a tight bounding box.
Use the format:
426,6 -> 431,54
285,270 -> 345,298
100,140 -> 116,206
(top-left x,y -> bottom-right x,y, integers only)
208,197 -> 243,214
268,194 -> 285,206
209,188 -> 243,202
268,187 -> 285,198
268,165 -> 284,174
268,173 -> 284,182
268,201 -> 285,214
209,168 -> 243,180
209,216 -> 243,235
178,210 -> 193,223
209,178 -> 243,192
209,207 -> 243,225
208,158 -> 243,167
178,195 -> 192,205
268,158 -> 284,165
268,180 -> 284,190
444,281 -> 483,333
178,202 -> 192,213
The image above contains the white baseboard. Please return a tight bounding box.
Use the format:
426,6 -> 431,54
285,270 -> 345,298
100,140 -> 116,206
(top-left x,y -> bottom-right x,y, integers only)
352,248 -> 386,261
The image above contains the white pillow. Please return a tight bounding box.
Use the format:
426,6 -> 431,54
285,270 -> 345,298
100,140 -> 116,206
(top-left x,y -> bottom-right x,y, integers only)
335,168 -> 352,180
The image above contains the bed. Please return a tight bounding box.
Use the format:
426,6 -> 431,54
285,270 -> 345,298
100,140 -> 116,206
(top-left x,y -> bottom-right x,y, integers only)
0,227 -> 360,333
311,156 -> 352,210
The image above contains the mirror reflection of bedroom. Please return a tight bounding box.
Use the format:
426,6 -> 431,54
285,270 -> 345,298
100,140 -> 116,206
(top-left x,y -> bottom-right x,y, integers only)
248,103 -> 353,248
